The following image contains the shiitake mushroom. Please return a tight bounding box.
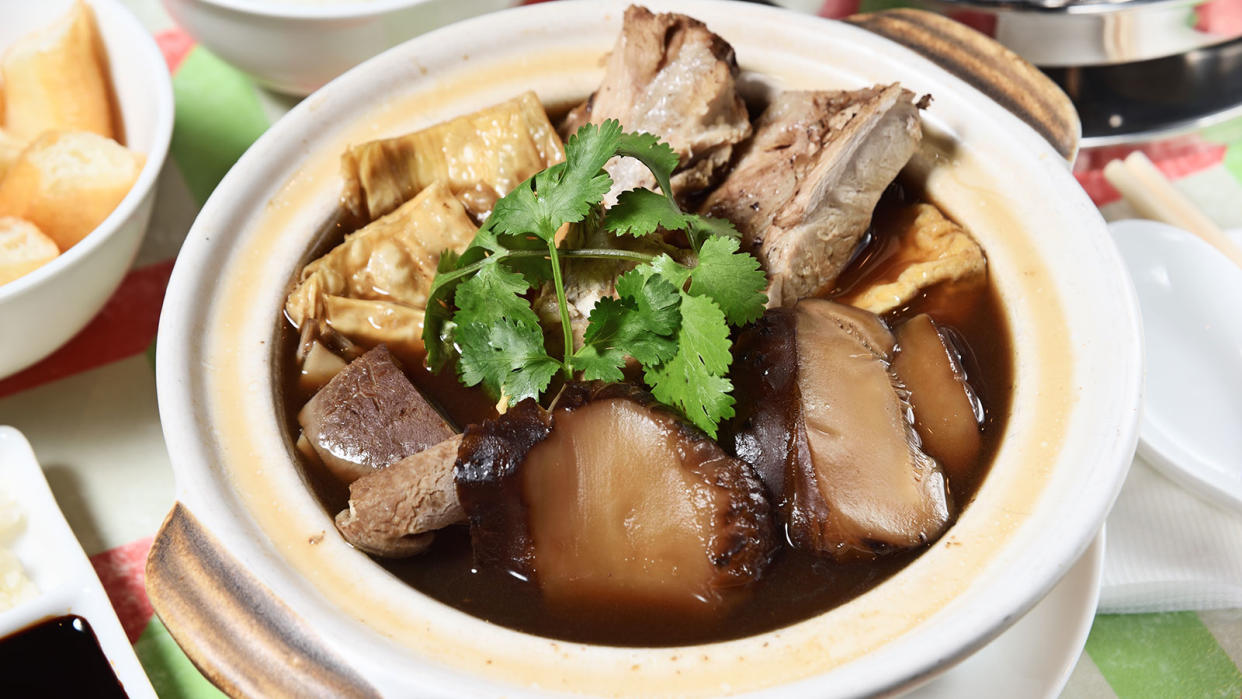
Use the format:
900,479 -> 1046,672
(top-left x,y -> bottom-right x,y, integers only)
730,298 -> 953,561
457,382 -> 776,615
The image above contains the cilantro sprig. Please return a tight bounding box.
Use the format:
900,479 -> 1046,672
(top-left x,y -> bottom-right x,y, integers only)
422,121 -> 767,436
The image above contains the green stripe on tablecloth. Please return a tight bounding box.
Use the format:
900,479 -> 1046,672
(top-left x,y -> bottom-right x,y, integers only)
858,0 -> 922,12
170,46 -> 271,206
1225,143 -> 1242,184
1085,612 -> 1242,699
145,336 -> 157,372
1202,116 -> 1242,185
1200,116 -> 1242,147
134,616 -> 226,698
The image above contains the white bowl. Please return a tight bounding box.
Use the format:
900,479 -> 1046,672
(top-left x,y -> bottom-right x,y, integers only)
153,2 -> 1142,696
0,0 -> 173,379
162,0 -> 520,95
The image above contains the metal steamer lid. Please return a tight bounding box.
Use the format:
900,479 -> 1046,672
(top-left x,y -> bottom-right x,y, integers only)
876,0 -> 1242,145
1047,37 -> 1242,146
917,0 -> 1240,65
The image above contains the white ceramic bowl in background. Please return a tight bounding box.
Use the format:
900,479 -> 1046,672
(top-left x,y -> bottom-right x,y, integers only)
152,2 -> 1142,696
161,0 -> 520,95
0,0 -> 173,379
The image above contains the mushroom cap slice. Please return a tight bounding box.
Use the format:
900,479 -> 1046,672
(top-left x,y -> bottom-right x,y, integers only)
456,382 -> 775,615
892,313 -> 983,484
731,299 -> 951,560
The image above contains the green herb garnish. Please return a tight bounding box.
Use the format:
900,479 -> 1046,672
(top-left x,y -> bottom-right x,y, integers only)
422,120 -> 767,436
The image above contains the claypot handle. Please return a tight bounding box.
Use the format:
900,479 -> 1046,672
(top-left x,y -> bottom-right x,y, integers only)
145,503 -> 379,699
846,8 -> 1080,161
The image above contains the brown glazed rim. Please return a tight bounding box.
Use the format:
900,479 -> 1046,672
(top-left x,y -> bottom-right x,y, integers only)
147,8 -> 1082,698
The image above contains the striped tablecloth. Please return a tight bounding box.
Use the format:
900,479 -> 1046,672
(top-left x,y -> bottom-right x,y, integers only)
1,1 -> 1239,696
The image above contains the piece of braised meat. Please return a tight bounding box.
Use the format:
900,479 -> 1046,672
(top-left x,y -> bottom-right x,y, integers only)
730,299 -> 950,561
703,86 -> 923,306
335,434 -> 463,557
564,5 -> 751,201
298,345 -> 455,485
457,382 -> 775,615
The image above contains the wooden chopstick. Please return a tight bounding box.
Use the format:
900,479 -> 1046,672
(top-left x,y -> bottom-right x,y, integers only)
1103,151 -> 1242,270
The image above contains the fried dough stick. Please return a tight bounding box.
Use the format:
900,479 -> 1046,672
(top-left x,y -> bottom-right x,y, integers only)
2,1 -> 116,141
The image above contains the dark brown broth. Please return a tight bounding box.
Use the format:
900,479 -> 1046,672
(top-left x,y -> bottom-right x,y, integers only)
275,183 -> 1014,650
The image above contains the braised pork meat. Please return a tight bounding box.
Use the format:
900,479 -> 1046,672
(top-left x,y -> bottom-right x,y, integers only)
298,345 -> 456,484
335,434 -> 463,557
703,86 -> 923,306
564,5 -> 751,201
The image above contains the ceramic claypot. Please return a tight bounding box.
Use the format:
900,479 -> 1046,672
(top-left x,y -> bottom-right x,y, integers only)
150,2 -> 1142,696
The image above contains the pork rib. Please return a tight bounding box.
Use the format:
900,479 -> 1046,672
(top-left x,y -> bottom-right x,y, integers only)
703,85 -> 923,306
565,5 -> 752,201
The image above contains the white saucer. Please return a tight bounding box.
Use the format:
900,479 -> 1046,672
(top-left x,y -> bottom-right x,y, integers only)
907,530 -> 1105,698
0,426 -> 155,697
1109,220 -> 1242,512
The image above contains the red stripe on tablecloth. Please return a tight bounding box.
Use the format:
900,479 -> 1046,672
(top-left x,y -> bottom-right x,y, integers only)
1075,141 -> 1229,206
90,537 -> 156,644
156,28 -> 195,74
0,260 -> 174,398
818,0 -> 861,18
1195,0 -> 1242,35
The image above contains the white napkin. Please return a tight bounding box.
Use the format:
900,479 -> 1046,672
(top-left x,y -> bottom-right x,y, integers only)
1098,454 -> 1242,614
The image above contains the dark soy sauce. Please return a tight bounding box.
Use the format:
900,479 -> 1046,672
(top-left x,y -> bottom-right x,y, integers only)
0,615 -> 127,697
275,178 -> 1014,647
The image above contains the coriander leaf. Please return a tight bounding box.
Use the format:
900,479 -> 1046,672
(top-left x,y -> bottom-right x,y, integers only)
488,175 -> 548,240
645,253 -> 692,290
424,225 -> 551,369
538,120 -> 622,227
453,260 -> 535,321
449,261 -> 553,397
615,131 -> 680,185
667,294 -> 732,376
481,225 -> 554,287
456,317 -> 560,402
571,270 -> 681,380
460,225 -> 524,264
423,248 -> 464,369
569,352 -> 625,383
613,268 -> 681,337
684,212 -> 742,243
489,120 -> 621,242
570,298 -> 634,382
602,188 -> 686,238
687,235 -> 768,326
644,294 -> 735,437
